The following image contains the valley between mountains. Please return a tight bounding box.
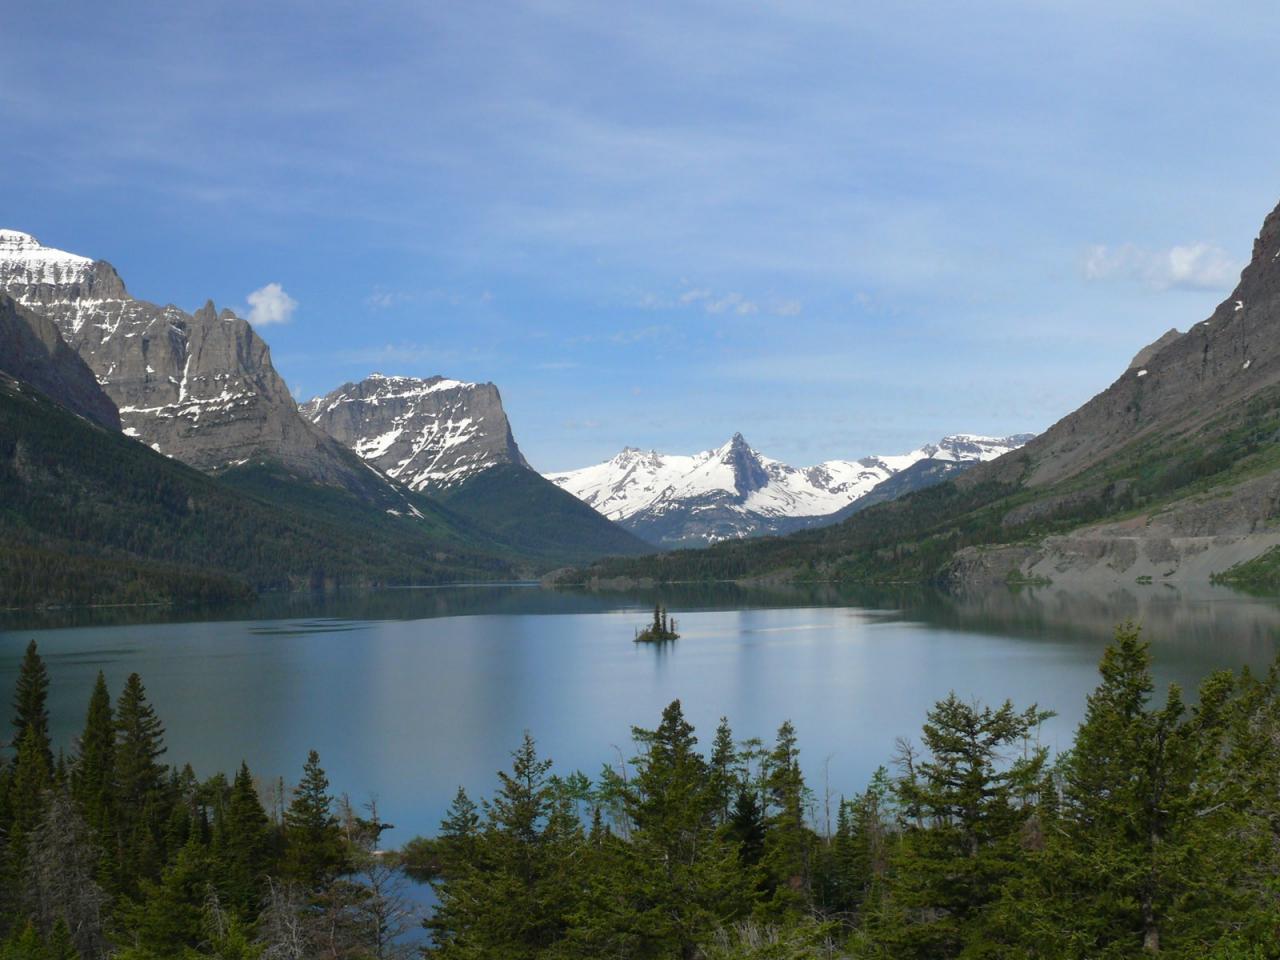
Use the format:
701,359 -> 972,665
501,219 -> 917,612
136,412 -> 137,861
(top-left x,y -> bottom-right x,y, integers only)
9,195 -> 1280,608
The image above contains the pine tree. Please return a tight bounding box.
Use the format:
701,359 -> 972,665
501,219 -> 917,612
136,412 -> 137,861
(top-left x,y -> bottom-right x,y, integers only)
570,701 -> 753,958
129,832 -> 215,955
114,673 -> 166,805
11,641 -> 51,770
1019,625 -> 1250,957
113,672 -> 169,890
71,671 -> 115,839
437,785 -> 480,872
283,749 -> 345,891
759,719 -> 814,917
727,787 -> 767,869
219,761 -> 273,916
708,716 -> 738,826
7,724 -> 52,883
429,732 -> 582,959
887,693 -> 1051,959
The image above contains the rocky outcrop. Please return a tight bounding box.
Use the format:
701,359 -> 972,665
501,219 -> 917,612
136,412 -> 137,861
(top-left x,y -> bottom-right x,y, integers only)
947,468 -> 1280,590
0,230 -> 379,494
300,374 -> 528,491
0,293 -> 119,430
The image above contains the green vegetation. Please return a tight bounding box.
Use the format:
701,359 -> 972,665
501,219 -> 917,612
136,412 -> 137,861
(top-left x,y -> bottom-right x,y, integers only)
414,623 -> 1280,958
634,603 -> 680,642
0,641 -> 416,958
1,377 -> 649,611
433,462 -> 651,566
1213,545 -> 1280,592
562,383 -> 1280,587
8,624 -> 1280,957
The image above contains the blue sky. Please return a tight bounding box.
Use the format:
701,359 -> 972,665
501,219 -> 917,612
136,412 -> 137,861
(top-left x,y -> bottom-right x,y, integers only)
4,1 -> 1279,471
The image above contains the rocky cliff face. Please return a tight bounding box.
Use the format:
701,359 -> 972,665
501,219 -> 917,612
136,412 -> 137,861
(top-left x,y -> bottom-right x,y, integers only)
300,374 -> 529,491
982,201 -> 1280,491
0,293 -> 120,430
0,229 -> 377,493
940,197 -> 1280,587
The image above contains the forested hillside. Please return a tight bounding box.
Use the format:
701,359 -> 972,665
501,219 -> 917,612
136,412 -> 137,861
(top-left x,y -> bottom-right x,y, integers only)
0,376 -> 513,609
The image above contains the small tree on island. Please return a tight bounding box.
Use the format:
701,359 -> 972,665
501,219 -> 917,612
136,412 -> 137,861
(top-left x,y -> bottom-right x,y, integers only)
636,604 -> 680,642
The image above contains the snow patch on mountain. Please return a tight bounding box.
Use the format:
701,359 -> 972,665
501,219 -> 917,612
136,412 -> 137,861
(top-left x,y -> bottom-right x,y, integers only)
301,374 -> 528,491
547,432 -> 1033,544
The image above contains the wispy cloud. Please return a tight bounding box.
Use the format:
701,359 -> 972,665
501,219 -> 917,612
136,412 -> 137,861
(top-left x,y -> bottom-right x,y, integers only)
246,283 -> 298,326
365,286 -> 496,309
642,287 -> 801,317
1082,243 -> 1240,291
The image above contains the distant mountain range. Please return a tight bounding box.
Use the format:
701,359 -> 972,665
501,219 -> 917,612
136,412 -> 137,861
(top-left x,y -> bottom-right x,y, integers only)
547,432 -> 1032,546
558,197 -> 1280,591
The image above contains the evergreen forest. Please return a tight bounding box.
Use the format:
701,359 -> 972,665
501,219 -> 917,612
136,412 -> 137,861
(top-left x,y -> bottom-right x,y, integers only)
3,626 -> 1280,958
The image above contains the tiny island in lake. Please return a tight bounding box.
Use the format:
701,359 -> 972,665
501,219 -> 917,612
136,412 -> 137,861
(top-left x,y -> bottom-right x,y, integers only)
635,603 -> 680,642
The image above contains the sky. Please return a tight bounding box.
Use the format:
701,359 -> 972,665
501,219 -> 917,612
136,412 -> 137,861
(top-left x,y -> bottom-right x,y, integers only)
4,1 -> 1280,472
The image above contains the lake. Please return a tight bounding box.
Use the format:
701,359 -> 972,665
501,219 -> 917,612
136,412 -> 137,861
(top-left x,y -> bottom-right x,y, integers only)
3,582 -> 1279,845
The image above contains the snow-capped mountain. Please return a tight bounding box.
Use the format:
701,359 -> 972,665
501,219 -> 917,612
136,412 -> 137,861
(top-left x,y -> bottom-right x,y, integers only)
0,229 -> 381,495
547,432 -> 1034,545
301,373 -> 528,491
302,372 -> 652,561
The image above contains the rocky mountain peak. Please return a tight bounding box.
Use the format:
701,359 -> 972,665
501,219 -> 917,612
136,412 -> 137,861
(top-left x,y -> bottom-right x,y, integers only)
0,228 -> 128,306
720,433 -> 770,497
0,230 -> 383,495
302,373 -> 529,491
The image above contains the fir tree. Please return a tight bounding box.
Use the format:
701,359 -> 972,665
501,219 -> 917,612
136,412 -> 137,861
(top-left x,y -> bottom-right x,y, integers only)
437,785 -> 480,872
1020,625 -> 1250,956
71,671 -> 115,839
759,719 -> 814,916
727,787 -> 767,869
283,749 -> 345,891
708,716 -> 739,826
887,693 -> 1051,959
11,641 -> 51,770
218,761 -> 272,916
570,701 -> 752,958
113,672 -> 168,890
114,673 -> 166,799
429,732 -> 582,959
7,725 -> 52,882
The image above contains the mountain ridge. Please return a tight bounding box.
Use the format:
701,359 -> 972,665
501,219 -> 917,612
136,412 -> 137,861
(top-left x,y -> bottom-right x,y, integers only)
548,432 -> 1033,546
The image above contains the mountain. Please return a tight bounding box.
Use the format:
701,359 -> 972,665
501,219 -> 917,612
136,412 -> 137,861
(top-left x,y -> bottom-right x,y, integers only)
302,372 -> 651,563
558,198 -> 1280,590
0,371 -> 516,609
0,229 -> 385,498
547,432 -> 1032,546
300,374 -> 528,490
0,293 -> 120,430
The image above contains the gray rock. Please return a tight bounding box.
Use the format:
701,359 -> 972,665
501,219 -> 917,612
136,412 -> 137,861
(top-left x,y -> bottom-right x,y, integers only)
300,373 -> 528,491
0,293 -> 120,430
975,199 -> 1280,490
0,229 -> 379,494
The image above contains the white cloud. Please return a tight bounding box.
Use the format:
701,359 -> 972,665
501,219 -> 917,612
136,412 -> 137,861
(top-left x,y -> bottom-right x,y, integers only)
246,282 -> 298,326
1083,242 -> 1239,291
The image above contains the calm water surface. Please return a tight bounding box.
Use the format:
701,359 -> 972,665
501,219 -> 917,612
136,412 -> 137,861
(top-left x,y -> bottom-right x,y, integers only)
3,583 -> 1279,845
